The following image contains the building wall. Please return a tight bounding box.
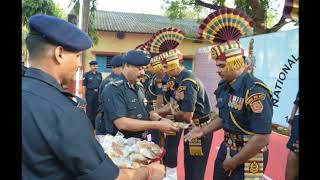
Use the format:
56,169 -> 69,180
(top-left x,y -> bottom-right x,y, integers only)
83,31 -> 211,74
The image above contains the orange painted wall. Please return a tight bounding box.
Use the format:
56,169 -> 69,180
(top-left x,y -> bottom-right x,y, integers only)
83,31 -> 212,75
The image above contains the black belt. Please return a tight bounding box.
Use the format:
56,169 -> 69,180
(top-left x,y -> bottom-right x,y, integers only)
224,132 -> 267,152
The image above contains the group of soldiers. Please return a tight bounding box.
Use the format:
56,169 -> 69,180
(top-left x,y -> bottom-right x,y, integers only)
22,7 -> 298,180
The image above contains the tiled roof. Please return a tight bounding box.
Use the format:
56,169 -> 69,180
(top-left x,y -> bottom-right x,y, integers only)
94,10 -> 200,36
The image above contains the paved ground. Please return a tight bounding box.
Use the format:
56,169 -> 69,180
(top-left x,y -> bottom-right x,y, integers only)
176,129 -> 289,180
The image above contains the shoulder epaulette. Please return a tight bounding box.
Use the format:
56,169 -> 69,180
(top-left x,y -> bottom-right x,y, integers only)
182,78 -> 199,91
245,81 -> 272,106
144,73 -> 151,79
111,79 -> 124,87
254,82 -> 272,96
136,81 -> 144,88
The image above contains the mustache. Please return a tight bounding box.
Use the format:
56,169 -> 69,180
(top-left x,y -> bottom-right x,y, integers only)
137,75 -> 144,79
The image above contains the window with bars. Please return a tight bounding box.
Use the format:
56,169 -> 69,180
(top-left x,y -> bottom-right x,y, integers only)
183,58 -> 193,72
95,54 -> 114,72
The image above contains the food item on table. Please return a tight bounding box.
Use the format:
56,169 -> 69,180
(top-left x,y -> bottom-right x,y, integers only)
96,132 -> 165,168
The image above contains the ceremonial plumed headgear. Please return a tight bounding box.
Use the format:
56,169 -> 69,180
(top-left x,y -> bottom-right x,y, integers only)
147,27 -> 185,71
197,8 -> 254,71
135,41 -> 151,57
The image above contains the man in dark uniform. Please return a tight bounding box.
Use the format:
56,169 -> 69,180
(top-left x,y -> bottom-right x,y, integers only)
145,54 -> 165,145
285,91 -> 299,180
83,60 -> 102,128
95,55 -> 124,135
185,9 -> 273,179
161,48 -> 214,180
102,50 -> 179,140
140,63 -> 154,92
22,14 -> 166,180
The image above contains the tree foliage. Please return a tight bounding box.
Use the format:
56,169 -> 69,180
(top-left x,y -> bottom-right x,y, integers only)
22,0 -> 66,61
22,0 -> 99,61
70,0 -> 99,45
163,0 -> 293,35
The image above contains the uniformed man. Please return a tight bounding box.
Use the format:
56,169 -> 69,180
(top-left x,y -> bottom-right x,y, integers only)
102,50 -> 179,140
285,91 -> 299,180
83,60 -> 102,128
145,55 -> 165,145
140,63 -> 154,92
22,14 -> 165,180
135,42 -> 153,92
159,60 -> 184,180
161,49 -> 214,180
95,55 -> 124,135
185,8 -> 273,180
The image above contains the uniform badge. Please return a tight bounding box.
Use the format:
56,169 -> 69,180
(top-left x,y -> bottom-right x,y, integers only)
137,114 -> 142,119
143,98 -> 148,106
162,84 -> 168,92
249,161 -> 259,174
167,81 -> 174,91
247,93 -> 265,105
250,101 -> 263,113
175,86 -> 186,100
228,94 -> 244,110
211,47 -> 218,60
247,93 -> 265,113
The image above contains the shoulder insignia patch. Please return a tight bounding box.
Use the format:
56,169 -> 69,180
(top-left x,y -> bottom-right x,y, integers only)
250,100 -> 264,113
247,93 -> 265,105
247,93 -> 265,113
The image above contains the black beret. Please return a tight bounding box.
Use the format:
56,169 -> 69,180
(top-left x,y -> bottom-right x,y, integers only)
89,60 -> 98,65
123,50 -> 150,66
111,55 -> 124,68
28,14 -> 92,52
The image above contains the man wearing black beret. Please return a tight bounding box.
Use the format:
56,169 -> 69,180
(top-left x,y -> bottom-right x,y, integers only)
102,50 -> 179,139
83,60 -> 102,128
95,55 -> 124,135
